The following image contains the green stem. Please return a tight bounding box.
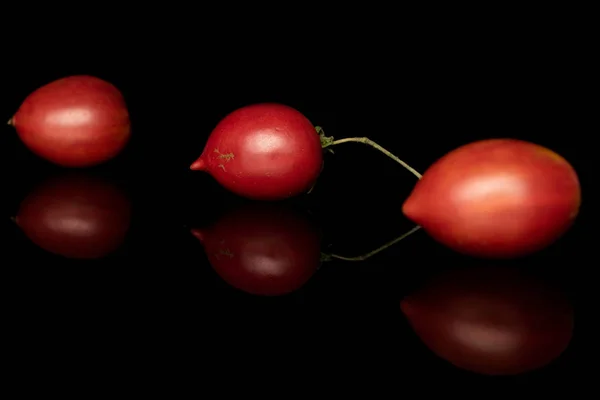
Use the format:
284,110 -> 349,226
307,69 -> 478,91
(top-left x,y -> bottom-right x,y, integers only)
316,126 -> 422,180
331,137 -> 422,179
323,225 -> 421,262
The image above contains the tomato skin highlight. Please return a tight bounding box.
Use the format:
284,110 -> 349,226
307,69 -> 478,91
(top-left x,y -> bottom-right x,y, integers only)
402,139 -> 581,258
190,103 -> 324,200
401,266 -> 573,375
10,75 -> 131,167
191,203 -> 321,296
14,173 -> 131,259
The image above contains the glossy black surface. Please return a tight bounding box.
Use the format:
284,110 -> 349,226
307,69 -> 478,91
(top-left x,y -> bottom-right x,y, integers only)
2,57 -> 587,385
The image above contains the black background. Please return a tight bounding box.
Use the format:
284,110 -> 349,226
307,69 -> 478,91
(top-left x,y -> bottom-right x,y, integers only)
0,33 -> 589,389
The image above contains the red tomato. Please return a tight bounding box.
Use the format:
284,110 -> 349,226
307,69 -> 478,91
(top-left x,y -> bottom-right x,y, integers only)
190,103 -> 323,200
10,75 -> 131,167
402,139 -> 581,258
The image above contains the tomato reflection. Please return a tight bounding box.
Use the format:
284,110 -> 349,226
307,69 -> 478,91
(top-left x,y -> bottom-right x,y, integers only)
191,202 -> 321,296
401,266 -> 573,375
14,172 -> 131,259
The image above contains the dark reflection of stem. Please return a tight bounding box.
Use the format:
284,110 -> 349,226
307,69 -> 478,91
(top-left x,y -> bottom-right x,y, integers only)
323,225 -> 421,262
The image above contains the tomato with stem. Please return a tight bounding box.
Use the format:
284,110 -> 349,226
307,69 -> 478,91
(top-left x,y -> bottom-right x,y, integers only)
189,103 -> 421,201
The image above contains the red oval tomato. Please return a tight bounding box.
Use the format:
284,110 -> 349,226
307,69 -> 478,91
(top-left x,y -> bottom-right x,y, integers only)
402,139 -> 581,258
190,103 -> 323,200
10,75 -> 131,167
